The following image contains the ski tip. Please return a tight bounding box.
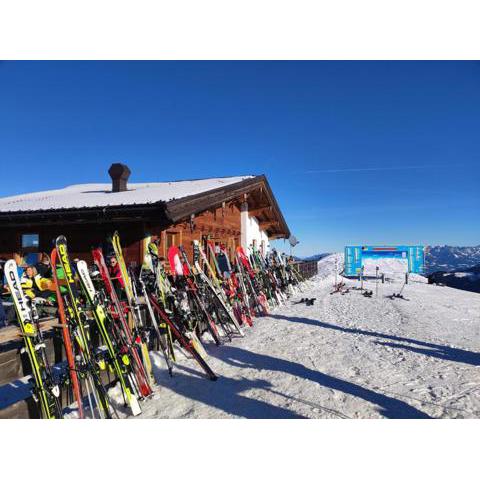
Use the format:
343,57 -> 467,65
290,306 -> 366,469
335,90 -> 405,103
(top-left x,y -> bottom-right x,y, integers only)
130,399 -> 142,417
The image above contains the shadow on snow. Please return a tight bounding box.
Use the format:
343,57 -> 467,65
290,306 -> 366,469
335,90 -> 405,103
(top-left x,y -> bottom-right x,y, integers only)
152,360 -> 306,419
209,344 -> 430,419
149,312 -> 460,418
268,314 -> 480,368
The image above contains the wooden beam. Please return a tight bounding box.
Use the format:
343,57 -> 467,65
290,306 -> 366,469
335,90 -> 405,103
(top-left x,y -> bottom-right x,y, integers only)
248,206 -> 273,217
259,220 -> 279,229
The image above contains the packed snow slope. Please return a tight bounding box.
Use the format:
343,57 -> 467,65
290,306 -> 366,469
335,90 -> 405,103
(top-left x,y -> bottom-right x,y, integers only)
124,254 -> 480,419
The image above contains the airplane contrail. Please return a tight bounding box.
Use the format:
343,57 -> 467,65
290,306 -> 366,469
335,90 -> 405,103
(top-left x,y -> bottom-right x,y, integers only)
306,165 -> 432,173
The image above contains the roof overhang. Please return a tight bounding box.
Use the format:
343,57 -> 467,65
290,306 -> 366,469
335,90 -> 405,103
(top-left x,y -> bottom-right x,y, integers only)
0,175 -> 291,238
165,175 -> 290,239
0,203 -> 170,227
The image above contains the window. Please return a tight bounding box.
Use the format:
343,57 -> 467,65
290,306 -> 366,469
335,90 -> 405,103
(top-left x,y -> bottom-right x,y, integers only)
22,233 -> 39,249
166,232 -> 179,251
25,252 -> 39,265
227,237 -> 236,262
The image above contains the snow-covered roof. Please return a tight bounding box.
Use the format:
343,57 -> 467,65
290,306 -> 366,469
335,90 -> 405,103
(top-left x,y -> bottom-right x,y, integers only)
0,176 -> 254,213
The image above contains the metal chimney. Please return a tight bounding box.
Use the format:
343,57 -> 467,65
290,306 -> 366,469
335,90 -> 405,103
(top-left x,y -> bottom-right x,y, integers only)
108,163 -> 131,192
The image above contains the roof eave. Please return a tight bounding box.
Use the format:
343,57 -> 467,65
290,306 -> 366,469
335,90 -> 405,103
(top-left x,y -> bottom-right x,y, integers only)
0,203 -> 168,226
165,175 -> 291,239
0,176 -> 291,238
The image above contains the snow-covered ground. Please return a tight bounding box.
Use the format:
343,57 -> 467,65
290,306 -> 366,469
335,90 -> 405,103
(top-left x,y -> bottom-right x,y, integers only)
362,257 -> 408,277
117,254 -> 480,419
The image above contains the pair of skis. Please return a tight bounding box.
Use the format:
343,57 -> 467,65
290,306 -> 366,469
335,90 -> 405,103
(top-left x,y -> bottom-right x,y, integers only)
191,241 -> 245,336
76,260 -> 142,416
5,260 -> 63,419
199,240 -> 254,327
140,243 -> 218,380
235,246 -> 270,315
92,245 -> 153,400
53,236 -> 113,418
51,236 -> 145,417
169,245 -> 223,346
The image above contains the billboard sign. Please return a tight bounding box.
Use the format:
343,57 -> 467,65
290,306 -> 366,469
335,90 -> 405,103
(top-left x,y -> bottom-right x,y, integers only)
344,245 -> 425,276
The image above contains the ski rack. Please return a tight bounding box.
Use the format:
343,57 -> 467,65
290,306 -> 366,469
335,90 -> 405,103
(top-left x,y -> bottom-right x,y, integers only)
0,234 -> 310,418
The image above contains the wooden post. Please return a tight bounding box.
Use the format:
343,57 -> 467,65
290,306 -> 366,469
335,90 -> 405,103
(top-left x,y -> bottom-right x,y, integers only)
240,200 -> 249,251
334,257 -> 338,288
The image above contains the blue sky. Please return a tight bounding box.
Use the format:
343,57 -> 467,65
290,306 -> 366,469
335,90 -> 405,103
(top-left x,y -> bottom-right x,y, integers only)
0,61 -> 479,256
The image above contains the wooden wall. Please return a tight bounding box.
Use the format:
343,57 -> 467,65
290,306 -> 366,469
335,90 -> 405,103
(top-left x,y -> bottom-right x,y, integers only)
146,202 -> 242,266
0,222 -> 146,266
0,203 -> 242,268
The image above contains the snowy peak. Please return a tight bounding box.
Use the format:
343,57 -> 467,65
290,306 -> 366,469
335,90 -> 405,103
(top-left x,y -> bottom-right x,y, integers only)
316,253 -> 344,280
425,245 -> 480,274
302,253 -> 331,262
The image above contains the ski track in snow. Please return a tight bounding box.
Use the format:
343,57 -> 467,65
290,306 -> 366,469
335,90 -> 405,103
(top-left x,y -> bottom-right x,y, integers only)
118,254 -> 480,419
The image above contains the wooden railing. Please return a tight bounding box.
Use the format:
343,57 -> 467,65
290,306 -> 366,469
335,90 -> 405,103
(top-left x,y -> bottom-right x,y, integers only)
293,260 -> 318,279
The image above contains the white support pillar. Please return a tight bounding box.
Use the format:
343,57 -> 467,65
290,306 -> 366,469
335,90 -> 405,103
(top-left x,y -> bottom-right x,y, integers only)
240,201 -> 249,251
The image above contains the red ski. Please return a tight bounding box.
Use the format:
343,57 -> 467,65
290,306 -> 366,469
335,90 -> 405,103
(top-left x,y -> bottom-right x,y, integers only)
92,247 -> 153,398
50,247 -> 84,419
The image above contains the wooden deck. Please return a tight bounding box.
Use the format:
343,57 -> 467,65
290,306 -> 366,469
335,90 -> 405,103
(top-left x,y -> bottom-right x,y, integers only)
0,317 -> 59,347
0,316 -> 65,418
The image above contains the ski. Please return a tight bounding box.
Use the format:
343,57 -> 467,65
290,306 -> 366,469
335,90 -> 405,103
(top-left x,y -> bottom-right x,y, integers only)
92,247 -> 153,398
148,294 -> 218,381
55,235 -> 113,418
50,248 -> 84,418
110,232 -> 155,388
192,241 -> 244,336
171,245 -> 223,346
5,260 -> 63,419
76,260 -> 142,416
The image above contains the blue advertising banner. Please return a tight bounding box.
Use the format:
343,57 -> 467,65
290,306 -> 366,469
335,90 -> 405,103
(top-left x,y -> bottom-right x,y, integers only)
344,245 -> 425,276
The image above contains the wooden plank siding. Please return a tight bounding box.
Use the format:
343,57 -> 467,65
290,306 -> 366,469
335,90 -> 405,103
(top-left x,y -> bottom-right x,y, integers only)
145,202 -> 242,266
0,222 -> 149,266
0,201 -> 259,269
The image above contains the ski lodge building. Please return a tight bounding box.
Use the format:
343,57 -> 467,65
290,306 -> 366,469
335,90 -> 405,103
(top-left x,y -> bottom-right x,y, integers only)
0,164 -> 291,266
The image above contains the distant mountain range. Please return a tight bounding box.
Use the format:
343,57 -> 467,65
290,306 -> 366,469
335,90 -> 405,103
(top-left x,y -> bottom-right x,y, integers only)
425,245 -> 480,274
300,246 -> 480,273
428,265 -> 480,294
301,253 -> 331,262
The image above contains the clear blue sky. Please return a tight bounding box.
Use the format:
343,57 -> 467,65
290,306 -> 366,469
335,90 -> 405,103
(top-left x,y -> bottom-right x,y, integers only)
0,61 -> 479,256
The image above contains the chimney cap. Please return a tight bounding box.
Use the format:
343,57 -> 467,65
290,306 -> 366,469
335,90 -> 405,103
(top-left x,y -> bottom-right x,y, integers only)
109,163 -> 131,179
108,163 -> 131,192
